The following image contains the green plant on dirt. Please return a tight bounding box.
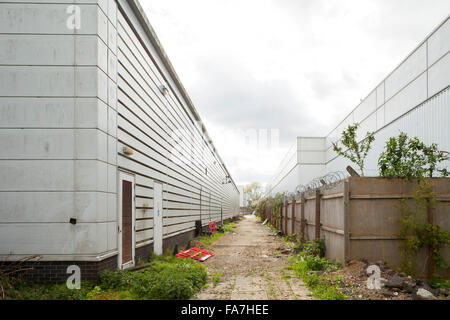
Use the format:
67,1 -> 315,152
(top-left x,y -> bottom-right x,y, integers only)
378,132 -> 449,179
296,238 -> 326,258
85,286 -> 135,300
332,123 -> 375,176
287,239 -> 345,300
222,222 -> 236,233
283,233 -> 297,244
396,180 -> 450,276
301,272 -> 347,300
0,256 -> 95,300
428,274 -> 450,289
211,273 -> 222,288
99,255 -> 207,300
200,222 -> 236,245
0,275 -> 94,300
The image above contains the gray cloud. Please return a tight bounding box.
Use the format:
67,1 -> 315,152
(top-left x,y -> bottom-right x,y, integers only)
143,0 -> 450,185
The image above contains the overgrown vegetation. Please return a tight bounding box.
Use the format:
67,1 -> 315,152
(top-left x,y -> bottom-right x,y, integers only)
263,222 -> 346,300
332,123 -> 375,176
287,239 -> 345,300
96,255 -> 207,300
396,180 -> 450,277
0,277 -> 94,300
1,254 -> 207,300
378,132 -> 449,179
255,193 -> 285,228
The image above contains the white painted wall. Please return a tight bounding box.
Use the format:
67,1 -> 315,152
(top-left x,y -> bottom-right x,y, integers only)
0,0 -> 239,262
116,0 -> 239,248
0,0 -> 117,261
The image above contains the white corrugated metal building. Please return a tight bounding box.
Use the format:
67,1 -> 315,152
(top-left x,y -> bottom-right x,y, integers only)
267,15 -> 450,196
0,0 -> 239,281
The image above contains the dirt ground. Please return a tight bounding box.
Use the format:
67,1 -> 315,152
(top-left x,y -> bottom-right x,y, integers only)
192,215 -> 312,300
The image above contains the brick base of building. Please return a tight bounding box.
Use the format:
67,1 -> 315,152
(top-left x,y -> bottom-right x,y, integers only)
3,254 -> 118,284
3,217 -> 239,284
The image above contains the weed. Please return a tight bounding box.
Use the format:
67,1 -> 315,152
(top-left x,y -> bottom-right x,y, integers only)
200,222 -> 236,245
99,255 -> 207,300
289,240 -> 346,300
211,273 -> 222,288
280,270 -> 291,279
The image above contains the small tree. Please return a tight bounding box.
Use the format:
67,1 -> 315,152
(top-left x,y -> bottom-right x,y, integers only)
378,132 -> 449,179
332,123 -> 375,176
244,182 -> 263,208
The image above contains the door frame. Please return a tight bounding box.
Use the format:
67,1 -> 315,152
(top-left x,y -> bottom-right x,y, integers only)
117,171 -> 136,270
153,181 -> 164,255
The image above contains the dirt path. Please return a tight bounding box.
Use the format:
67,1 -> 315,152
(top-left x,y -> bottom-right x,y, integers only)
193,215 -> 312,300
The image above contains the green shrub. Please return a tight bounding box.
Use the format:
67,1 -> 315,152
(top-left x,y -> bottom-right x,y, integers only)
378,132 -> 448,179
296,238 -> 326,258
98,256 -> 207,300
332,123 -> 375,176
289,240 -> 345,300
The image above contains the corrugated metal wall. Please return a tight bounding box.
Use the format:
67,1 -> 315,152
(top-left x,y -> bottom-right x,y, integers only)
116,2 -> 239,248
268,15 -> 449,191
326,87 -> 450,176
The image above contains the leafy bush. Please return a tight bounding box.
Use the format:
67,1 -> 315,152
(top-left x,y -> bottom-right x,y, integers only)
378,132 -> 449,179
332,123 -> 375,176
396,180 -> 450,276
99,256 -> 207,300
296,238 -> 326,258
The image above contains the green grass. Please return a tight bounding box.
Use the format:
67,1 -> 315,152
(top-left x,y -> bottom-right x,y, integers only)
286,240 -> 346,300
0,277 -> 94,300
1,254 -> 207,300
200,222 -> 236,245
211,273 -> 222,288
96,255 -> 207,300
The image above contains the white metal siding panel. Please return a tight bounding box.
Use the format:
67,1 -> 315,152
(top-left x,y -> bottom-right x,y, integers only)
428,52 -> 450,97
385,43 -> 427,101
116,2 -> 238,245
0,1 -> 119,261
327,88 -> 450,177
428,17 -> 450,66
270,16 -> 449,193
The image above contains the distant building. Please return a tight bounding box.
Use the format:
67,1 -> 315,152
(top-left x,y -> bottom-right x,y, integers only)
267,15 -> 450,196
238,185 -> 249,208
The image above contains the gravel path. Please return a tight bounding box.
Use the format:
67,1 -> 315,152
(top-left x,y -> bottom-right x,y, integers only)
193,215 -> 312,300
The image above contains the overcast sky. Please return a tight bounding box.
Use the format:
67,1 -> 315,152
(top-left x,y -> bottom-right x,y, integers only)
141,0 -> 450,186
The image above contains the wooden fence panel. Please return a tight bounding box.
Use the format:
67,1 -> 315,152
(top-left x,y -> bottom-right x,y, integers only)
261,177 -> 450,279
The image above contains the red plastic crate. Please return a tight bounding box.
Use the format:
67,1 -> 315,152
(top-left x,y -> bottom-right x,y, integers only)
175,247 -> 215,262
208,221 -> 216,234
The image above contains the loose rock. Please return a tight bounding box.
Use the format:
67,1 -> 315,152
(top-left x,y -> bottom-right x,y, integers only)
416,288 -> 436,300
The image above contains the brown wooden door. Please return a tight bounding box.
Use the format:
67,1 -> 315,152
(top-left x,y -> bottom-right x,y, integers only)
121,180 -> 133,264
